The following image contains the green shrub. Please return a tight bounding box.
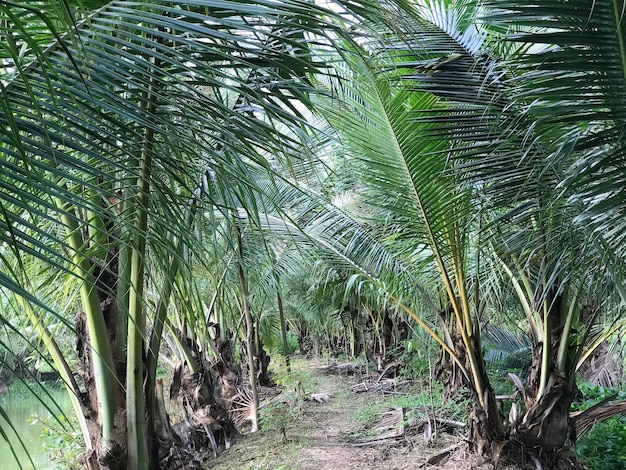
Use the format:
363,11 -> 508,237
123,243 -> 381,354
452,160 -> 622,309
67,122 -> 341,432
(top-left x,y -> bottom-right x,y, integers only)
260,401 -> 294,437
272,363 -> 318,392
576,417 -> 626,470
574,382 -> 626,408
397,337 -> 438,380
573,382 -> 626,470
274,331 -> 299,356
31,412 -> 84,470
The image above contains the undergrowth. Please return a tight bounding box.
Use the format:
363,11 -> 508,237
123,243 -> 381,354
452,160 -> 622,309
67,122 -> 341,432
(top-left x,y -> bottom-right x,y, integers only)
573,383 -> 626,470
272,357 -> 320,393
260,401 -> 300,439
30,412 -> 84,470
349,380 -> 470,442
260,358 -> 313,439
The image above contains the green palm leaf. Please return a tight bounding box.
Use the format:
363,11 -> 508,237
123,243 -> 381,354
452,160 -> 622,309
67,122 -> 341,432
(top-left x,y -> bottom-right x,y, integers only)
482,0 -> 626,261
0,0 -> 345,466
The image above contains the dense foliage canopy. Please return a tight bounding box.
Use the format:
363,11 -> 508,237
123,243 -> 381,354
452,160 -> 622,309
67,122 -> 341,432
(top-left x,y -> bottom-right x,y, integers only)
1,0 -> 626,469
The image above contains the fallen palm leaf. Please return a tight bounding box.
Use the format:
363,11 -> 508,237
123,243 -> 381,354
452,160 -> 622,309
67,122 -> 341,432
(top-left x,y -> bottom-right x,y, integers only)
316,362 -> 366,376
351,407 -> 404,446
571,397 -> 626,438
351,378 -> 410,393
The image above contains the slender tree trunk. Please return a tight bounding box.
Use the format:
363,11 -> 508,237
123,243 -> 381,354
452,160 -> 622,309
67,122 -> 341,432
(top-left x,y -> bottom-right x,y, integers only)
382,311 -> 393,359
145,263 -> 177,468
126,72 -> 158,470
235,221 -> 259,431
126,167 -> 150,470
117,243 -> 131,365
125,14 -> 167,467
277,288 -> 291,373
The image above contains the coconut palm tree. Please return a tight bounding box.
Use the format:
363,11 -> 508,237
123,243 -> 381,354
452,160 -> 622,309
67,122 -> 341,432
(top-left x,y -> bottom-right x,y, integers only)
278,0 -> 626,466
4,1 -> 626,469
0,0 -> 343,468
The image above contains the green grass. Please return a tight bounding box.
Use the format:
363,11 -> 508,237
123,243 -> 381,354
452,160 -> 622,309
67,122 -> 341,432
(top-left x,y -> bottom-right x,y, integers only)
351,397 -> 384,425
243,453 -> 297,470
351,380 -> 469,426
346,379 -> 470,445
272,358 -> 320,392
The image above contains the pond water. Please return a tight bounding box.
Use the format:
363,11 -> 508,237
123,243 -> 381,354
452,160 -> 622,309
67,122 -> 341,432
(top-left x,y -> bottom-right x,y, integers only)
0,385 -> 74,470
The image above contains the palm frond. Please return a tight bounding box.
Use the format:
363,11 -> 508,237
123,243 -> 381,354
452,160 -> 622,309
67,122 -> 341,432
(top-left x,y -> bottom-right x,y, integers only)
482,0 -> 626,263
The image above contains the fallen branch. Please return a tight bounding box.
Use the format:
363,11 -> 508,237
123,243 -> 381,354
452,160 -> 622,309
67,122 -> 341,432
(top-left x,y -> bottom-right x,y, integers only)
423,441 -> 464,466
376,361 -> 399,382
351,378 -> 410,393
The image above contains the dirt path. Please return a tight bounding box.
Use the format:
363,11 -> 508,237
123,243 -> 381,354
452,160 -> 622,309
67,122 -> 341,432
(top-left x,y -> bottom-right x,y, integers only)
207,360 -> 477,470
293,372 -> 422,470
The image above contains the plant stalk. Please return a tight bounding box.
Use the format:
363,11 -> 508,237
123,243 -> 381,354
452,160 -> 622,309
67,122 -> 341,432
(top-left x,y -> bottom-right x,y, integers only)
276,287 -> 291,373
235,220 -> 259,431
57,201 -> 117,444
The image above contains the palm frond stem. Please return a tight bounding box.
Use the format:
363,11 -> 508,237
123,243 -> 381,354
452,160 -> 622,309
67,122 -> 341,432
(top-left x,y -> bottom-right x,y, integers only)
126,25 -> 161,467
557,280 -> 583,374
537,299 -> 551,399
577,318 -> 624,371
14,296 -> 93,455
235,219 -> 259,431
57,197 -> 117,443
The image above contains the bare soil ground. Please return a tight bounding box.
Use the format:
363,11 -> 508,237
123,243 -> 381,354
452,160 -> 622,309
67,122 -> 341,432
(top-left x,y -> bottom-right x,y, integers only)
206,358 -> 503,470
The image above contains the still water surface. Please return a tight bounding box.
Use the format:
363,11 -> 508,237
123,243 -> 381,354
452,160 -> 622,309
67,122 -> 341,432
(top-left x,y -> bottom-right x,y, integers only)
0,386 -> 73,470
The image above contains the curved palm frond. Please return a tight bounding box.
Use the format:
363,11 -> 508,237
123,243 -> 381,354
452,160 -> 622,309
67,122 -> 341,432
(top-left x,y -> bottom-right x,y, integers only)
483,0 -> 626,262
0,0 -> 346,466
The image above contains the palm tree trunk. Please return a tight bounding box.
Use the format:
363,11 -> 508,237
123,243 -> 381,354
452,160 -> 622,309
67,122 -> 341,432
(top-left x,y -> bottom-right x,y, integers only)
277,288 -> 291,373
235,220 -> 259,431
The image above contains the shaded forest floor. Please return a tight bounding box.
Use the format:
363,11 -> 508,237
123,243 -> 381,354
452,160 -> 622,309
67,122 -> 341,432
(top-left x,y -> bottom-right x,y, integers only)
206,357 -> 510,470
